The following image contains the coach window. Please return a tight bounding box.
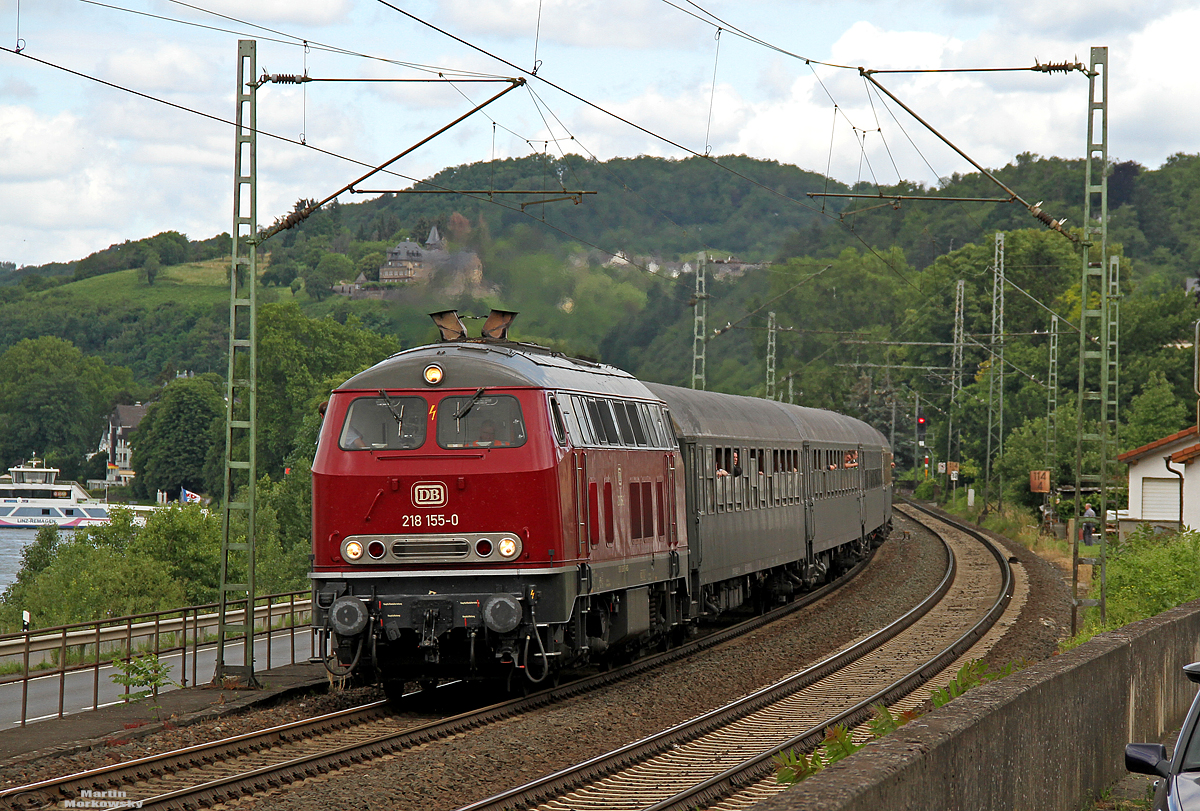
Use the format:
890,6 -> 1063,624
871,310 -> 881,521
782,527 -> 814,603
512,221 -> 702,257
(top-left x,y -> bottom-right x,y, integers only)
624,402 -> 649,446
637,403 -> 660,447
549,396 -> 568,446
583,399 -> 609,444
702,446 -> 716,514
339,395 -> 427,450
664,408 -> 681,449
570,395 -> 597,445
437,394 -> 527,449
594,399 -> 621,445
613,400 -> 637,445
747,448 -> 758,507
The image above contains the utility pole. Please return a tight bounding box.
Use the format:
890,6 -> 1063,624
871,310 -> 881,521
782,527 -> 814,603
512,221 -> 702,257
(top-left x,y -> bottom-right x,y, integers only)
215,39 -> 260,688
913,390 -> 920,481
1045,314 -> 1060,527
691,252 -> 707,390
985,232 -> 1005,512
949,279 -> 965,472
1072,46 -> 1112,634
887,369 -> 895,454
766,311 -> 777,399
1047,315 -> 1059,467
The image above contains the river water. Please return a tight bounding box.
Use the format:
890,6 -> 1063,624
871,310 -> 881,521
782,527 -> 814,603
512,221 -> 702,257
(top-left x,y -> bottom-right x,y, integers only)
0,527 -> 46,593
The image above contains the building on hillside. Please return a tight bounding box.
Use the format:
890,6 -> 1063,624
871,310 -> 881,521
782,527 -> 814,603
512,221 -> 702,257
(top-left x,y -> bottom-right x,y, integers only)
96,403 -> 147,486
334,225 -> 485,299
1117,426 -> 1199,536
379,240 -> 426,283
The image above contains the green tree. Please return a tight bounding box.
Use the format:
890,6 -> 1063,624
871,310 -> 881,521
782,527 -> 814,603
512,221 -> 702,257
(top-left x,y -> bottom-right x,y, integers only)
1123,369 -> 1190,451
130,504 -> 222,603
140,249 -> 161,286
130,375 -> 224,498
0,336 -> 135,468
252,302 -> 399,477
0,524 -> 62,610
356,251 -> 385,282
0,513 -> 187,628
303,253 -> 354,301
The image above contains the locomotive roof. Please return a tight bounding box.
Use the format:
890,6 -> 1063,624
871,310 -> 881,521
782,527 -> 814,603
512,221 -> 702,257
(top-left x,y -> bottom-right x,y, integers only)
645,382 -> 887,448
339,341 -> 657,399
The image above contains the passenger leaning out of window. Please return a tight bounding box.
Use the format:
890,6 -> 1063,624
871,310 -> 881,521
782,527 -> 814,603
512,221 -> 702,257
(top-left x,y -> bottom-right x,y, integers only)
717,450 -> 742,477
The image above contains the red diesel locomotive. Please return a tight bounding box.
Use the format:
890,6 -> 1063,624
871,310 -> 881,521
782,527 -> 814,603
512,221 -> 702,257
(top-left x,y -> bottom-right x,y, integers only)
311,310 -> 892,689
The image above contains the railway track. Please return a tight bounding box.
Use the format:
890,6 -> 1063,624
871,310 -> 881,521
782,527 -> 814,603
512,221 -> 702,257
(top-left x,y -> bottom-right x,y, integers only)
0,548 -> 876,811
455,502 -> 1014,811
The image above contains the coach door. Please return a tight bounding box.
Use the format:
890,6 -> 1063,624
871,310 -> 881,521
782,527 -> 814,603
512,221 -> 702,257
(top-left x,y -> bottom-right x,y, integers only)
802,440 -> 815,557
856,443 -> 866,543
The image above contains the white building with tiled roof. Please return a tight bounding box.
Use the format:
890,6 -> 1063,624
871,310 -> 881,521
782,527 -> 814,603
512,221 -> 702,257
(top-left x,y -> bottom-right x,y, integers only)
1117,426 -> 1199,533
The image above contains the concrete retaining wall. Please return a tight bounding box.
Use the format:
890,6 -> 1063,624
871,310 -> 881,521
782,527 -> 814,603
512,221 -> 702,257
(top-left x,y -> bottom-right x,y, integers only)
753,598 -> 1200,811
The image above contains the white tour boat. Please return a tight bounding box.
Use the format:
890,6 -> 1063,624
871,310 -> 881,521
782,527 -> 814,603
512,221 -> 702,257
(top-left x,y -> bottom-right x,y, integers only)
0,460 -> 152,528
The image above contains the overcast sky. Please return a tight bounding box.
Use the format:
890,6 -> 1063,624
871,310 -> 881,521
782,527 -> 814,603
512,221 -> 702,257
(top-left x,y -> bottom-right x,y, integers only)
1,0 -> 1194,267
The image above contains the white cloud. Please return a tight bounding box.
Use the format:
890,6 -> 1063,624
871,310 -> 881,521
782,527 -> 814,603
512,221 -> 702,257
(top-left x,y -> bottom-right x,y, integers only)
97,42 -> 221,94
439,0 -> 688,49
183,0 -> 354,27
0,106 -> 94,182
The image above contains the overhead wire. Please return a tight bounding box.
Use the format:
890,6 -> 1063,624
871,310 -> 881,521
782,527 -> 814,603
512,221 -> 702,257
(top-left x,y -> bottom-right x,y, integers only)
704,27 -> 721,155
78,0 -> 505,79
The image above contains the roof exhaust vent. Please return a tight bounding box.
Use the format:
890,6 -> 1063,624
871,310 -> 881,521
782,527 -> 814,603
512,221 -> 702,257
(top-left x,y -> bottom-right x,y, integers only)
429,310 -> 468,342
481,310 -> 518,341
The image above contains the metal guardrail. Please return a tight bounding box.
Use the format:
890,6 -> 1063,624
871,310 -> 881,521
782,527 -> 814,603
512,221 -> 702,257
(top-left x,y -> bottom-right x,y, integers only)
1,590 -> 315,726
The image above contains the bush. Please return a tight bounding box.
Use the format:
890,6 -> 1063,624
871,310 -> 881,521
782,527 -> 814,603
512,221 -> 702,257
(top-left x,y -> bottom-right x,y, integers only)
1098,526 -> 1200,628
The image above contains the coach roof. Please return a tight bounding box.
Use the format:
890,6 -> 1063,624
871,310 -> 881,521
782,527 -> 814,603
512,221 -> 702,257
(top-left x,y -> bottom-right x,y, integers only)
646,382 -> 886,447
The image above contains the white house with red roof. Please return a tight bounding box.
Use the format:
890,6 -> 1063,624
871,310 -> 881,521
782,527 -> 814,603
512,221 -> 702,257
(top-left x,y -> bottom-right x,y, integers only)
1116,426 -> 1198,534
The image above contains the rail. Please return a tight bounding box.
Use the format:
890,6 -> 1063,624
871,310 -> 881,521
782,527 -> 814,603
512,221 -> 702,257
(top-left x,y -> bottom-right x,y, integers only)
0,590 -> 314,726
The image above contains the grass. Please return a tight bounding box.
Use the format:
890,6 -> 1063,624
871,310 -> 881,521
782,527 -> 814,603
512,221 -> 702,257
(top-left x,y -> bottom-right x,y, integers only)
938,493 -> 1085,586
36,260 -> 231,308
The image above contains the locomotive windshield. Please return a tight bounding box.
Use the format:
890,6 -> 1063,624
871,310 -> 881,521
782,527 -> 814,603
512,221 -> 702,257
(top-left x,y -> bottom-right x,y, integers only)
437,394 -> 527,448
340,395 -> 428,450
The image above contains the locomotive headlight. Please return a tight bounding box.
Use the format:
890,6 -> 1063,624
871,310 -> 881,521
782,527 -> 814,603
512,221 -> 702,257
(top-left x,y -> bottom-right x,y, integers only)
423,364 -> 444,385
344,540 -> 364,561
497,536 -> 519,559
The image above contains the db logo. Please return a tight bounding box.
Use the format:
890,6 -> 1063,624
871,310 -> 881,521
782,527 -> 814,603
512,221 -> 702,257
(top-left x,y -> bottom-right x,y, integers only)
412,481 -> 447,508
